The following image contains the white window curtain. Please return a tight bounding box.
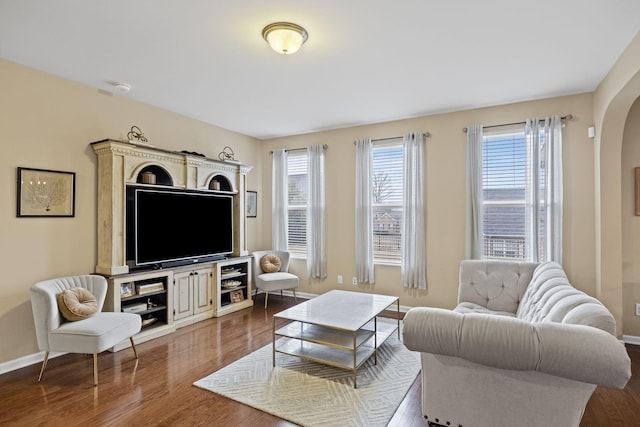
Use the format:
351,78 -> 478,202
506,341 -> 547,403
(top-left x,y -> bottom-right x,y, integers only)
272,148 -> 288,251
525,116 -> 563,263
307,144 -> 326,278
355,138 -> 375,284
465,124 -> 484,259
401,132 -> 426,289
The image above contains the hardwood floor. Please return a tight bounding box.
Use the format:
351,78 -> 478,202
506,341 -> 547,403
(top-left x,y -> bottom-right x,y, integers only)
0,295 -> 638,426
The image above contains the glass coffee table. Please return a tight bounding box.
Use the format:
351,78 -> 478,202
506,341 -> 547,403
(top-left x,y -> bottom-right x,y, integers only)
272,290 -> 400,388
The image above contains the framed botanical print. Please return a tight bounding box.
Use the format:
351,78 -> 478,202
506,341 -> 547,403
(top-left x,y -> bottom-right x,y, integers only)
17,167 -> 76,217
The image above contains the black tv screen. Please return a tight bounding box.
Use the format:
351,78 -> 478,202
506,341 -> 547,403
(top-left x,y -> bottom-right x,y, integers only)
130,188 -> 233,266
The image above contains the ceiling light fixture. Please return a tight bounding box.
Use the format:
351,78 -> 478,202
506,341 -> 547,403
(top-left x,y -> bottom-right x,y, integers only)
114,82 -> 131,93
262,22 -> 308,55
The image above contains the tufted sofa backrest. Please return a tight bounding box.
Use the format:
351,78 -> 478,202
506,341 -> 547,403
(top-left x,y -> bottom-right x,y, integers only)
515,262 -> 617,335
458,260 -> 538,314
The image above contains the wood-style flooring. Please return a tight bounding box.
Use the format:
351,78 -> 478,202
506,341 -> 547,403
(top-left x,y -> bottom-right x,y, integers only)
0,294 -> 638,426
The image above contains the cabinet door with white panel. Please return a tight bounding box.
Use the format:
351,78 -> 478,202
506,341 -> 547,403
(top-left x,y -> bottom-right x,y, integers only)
173,266 -> 214,326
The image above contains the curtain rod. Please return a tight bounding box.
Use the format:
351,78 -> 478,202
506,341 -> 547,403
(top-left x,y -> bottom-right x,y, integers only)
352,132 -> 432,145
269,144 -> 328,154
462,115 -> 572,133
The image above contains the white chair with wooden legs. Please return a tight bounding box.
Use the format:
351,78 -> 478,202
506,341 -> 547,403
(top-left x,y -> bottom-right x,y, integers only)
30,275 -> 141,386
251,250 -> 299,309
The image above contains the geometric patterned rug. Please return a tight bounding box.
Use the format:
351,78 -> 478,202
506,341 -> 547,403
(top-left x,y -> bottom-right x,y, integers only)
194,330 -> 420,427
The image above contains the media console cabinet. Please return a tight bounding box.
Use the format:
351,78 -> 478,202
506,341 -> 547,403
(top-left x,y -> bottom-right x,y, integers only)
91,139 -> 255,349
104,256 -> 253,351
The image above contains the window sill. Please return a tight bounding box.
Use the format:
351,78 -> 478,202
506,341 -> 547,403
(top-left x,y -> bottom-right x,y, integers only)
374,261 -> 400,267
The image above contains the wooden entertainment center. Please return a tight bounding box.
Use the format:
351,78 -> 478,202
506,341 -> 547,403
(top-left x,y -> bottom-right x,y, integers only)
91,139 -> 254,350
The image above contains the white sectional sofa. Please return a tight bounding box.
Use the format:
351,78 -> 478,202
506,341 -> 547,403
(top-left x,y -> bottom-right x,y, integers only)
403,260 -> 631,427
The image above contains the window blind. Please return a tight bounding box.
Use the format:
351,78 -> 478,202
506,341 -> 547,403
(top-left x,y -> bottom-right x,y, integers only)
287,152 -> 307,256
482,131 -> 527,259
372,141 -> 403,264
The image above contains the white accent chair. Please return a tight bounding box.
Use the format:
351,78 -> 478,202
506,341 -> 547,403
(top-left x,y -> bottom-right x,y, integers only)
30,275 -> 142,386
251,250 -> 299,309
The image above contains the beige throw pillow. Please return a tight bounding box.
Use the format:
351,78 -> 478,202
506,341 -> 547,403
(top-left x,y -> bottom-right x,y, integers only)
56,288 -> 98,321
260,254 -> 281,273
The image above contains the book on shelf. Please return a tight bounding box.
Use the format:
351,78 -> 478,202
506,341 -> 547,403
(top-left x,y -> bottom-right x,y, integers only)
136,282 -> 164,294
122,302 -> 148,314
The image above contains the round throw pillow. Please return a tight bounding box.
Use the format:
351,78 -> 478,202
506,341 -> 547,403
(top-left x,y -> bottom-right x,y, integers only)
260,254 -> 281,273
56,287 -> 98,321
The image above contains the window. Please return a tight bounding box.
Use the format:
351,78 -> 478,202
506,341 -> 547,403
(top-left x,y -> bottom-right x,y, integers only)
372,141 -> 403,264
482,128 -> 547,260
287,152 -> 307,256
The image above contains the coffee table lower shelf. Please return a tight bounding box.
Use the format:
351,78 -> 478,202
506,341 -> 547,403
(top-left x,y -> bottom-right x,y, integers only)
273,319 -> 398,388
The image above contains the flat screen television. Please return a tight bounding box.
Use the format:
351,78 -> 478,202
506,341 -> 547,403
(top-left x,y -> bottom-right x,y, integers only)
126,187 -> 233,268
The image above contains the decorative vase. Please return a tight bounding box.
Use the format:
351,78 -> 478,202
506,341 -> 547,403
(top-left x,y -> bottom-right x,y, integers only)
142,171 -> 156,184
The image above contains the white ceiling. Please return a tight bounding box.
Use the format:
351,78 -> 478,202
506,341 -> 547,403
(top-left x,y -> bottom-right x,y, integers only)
1,1 -> 639,140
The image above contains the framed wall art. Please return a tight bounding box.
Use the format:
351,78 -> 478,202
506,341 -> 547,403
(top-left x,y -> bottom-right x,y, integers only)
17,167 -> 76,217
246,190 -> 257,218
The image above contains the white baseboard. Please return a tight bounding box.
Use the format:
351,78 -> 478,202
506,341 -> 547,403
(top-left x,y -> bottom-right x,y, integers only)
0,350 -> 65,376
622,335 -> 640,345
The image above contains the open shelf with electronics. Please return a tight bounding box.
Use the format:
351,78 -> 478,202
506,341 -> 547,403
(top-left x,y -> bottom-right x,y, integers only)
104,269 -> 176,351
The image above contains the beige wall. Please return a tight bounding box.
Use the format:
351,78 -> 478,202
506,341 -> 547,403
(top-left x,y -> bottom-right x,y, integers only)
0,59 -> 263,364
621,97 -> 640,336
593,31 -> 640,336
261,93 -> 597,311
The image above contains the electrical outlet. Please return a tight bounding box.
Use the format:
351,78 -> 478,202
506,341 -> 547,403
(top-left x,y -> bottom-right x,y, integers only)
337,275 -> 343,284
636,303 -> 640,316
352,277 -> 357,285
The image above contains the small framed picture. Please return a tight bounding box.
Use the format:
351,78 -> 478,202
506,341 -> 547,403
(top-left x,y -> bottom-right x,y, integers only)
246,190 -> 257,218
120,282 -> 135,298
17,167 -> 76,217
230,290 -> 244,303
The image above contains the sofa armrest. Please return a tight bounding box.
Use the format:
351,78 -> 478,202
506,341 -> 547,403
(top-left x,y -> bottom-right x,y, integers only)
403,307 -> 631,388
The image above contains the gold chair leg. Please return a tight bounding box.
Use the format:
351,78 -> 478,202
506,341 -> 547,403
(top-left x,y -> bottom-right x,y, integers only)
93,353 -> 98,386
37,351 -> 49,382
264,292 -> 269,309
130,337 -> 139,359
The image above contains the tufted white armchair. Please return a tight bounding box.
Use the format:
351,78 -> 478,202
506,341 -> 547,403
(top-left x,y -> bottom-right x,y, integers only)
403,261 -> 631,427
30,275 -> 141,386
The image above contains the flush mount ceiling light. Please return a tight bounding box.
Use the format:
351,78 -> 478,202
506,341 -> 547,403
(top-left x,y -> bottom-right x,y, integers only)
262,22 -> 308,55
113,82 -> 131,93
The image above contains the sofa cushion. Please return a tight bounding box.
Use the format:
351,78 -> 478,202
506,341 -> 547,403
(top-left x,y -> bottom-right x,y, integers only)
454,302 -> 516,317
516,262 -> 617,335
458,260 -> 538,314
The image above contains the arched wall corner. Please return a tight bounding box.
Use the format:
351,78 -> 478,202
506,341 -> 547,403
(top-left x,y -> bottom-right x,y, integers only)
593,30 -> 640,336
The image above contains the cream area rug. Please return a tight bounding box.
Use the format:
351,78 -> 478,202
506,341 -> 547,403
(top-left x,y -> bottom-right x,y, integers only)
194,328 -> 420,427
